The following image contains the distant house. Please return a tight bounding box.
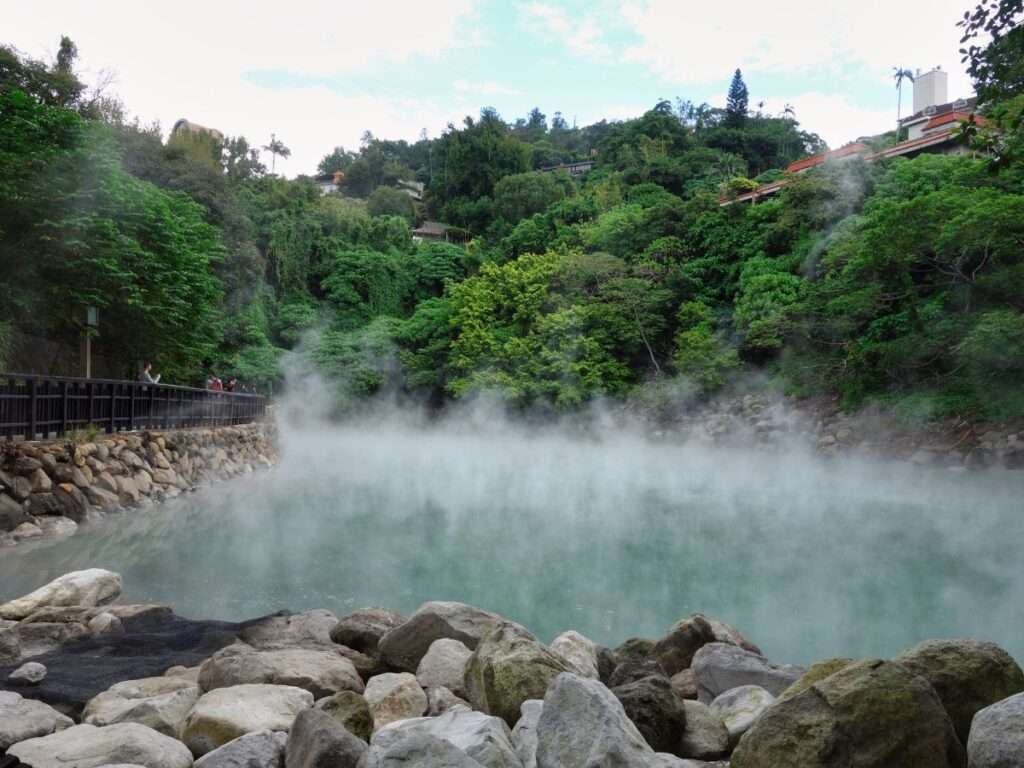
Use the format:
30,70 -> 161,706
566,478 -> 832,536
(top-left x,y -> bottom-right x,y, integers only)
412,221 -> 453,242
397,179 -> 425,201
170,118 -> 224,143
542,159 -> 595,177
314,171 -> 344,195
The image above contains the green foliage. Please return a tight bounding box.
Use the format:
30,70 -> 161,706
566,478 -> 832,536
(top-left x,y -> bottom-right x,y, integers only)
672,301 -> 740,392
367,185 -> 415,222
725,69 -> 749,129
492,171 -> 570,232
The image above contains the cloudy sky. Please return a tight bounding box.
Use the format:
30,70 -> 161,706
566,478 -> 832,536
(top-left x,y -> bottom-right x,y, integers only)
7,0 -> 976,175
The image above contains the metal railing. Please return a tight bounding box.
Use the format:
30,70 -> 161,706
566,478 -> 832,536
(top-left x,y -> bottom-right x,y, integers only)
0,373 -> 267,442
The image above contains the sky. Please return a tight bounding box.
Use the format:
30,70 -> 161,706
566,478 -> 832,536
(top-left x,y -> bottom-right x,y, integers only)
6,0 -> 977,176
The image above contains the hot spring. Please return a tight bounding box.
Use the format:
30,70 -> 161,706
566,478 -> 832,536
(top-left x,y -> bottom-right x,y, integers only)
1,417 -> 1021,665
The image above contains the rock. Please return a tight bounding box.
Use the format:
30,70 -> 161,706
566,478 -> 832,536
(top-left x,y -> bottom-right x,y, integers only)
316,690 -> 373,742
895,638 -> 1024,744
369,705 -> 521,768
86,485 -> 122,508
967,691 -> 1024,768
364,671 -> 428,730
610,658 -> 668,688
10,521 -> 42,541
379,602 -> 500,671
8,474 -> 31,500
181,683 -> 314,756
0,626 -> 21,663
416,638 -> 473,697
671,669 -> 698,700
89,611 -> 125,636
55,482 -> 90,521
83,675 -> 200,737
428,685 -> 472,715
730,659 -> 965,768
611,674 -> 688,754
116,474 -> 140,503
615,637 -> 657,664
199,644 -> 365,698
240,610 -> 339,650
0,568 -> 122,619
369,733 -> 486,767
549,630 -> 599,679
678,700 -> 729,760
465,622 -> 572,727
777,657 -> 855,702
0,690 -> 74,750
36,514 -> 78,537
285,708 -> 368,768
0,492 -> 28,531
10,618 -> 89,657
96,470 -> 118,493
330,607 -> 405,655
536,673 -> 655,767
151,468 -> 179,485
194,729 -> 288,768
8,722 -> 194,768
14,455 -> 43,474
166,664 -> 202,682
691,642 -> 804,703
709,684 -> 774,745
27,490 -> 64,516
29,467 -> 53,492
8,660 -> 47,684
654,614 -> 761,676
511,699 -> 542,768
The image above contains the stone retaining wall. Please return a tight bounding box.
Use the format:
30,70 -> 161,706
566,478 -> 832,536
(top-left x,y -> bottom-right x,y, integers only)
0,422 -> 277,547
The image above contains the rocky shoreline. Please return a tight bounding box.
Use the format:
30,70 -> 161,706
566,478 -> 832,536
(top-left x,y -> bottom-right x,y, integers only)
1,570 -> 1021,767
0,422 -> 277,548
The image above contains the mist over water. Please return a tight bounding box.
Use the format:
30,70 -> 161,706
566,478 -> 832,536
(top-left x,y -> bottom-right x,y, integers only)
1,408 -> 1022,666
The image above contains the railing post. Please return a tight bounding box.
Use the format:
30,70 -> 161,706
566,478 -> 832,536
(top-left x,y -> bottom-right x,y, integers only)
129,384 -> 136,432
87,381 -> 94,427
28,378 -> 37,441
59,380 -> 68,438
108,383 -> 116,433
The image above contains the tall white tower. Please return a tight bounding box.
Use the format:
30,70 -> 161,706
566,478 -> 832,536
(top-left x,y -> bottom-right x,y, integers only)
913,67 -> 949,113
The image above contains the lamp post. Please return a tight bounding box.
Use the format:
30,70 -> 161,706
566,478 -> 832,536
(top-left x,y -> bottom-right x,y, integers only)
84,306 -> 98,378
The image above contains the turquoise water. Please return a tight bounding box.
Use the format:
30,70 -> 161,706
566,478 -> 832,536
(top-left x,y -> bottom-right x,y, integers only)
1,422 -> 1022,666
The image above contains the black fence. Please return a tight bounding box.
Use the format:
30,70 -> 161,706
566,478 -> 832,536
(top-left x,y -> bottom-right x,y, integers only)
0,373 -> 267,442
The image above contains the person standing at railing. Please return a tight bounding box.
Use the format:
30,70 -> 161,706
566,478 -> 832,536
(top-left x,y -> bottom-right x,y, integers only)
139,362 -> 161,384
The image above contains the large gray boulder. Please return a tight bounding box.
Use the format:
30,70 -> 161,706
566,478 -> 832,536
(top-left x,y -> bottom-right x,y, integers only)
369,706 -> 521,768
465,622 -> 572,727
730,659 -> 965,768
417,638 -> 473,697
240,610 -> 339,650
369,733 -> 486,767
548,631 -> 599,679
194,730 -> 288,768
83,675 -> 200,736
0,568 -> 122,620
967,691 -> 1024,768
653,614 -> 761,677
364,672 -> 428,731
691,642 -> 804,703
511,700 -> 543,768
709,684 -> 774,746
611,675 -> 687,753
285,708 -> 367,768
535,672 -> 654,768
0,492 -> 29,532
379,602 -> 502,672
8,722 -> 193,768
330,607 -> 405,655
316,690 -> 373,742
678,700 -> 729,760
8,660 -> 47,684
895,638 -> 1024,744
0,689 -> 74,750
181,683 -> 314,756
199,644 -> 364,698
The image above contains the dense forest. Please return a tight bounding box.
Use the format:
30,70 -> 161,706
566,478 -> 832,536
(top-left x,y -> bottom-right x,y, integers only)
1,0 -> 1022,421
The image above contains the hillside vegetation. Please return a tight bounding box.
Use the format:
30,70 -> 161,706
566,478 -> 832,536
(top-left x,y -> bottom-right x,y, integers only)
1,2 -> 1022,422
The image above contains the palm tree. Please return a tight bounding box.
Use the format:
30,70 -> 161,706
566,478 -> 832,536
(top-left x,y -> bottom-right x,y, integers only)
783,103 -> 796,120
262,133 -> 291,174
893,67 -> 915,134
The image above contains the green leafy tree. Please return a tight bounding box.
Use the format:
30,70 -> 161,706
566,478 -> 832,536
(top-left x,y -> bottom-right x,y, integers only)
367,185 -> 415,222
725,69 -> 749,129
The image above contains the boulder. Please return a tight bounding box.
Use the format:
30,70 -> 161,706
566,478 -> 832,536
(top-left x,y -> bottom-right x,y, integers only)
369,733 -> 486,767
89,611 -> 125,636
535,672 -> 654,768
709,684 -> 774,746
239,610 -> 339,650
416,638 -> 473,697
511,699 -> 543,768
428,685 -> 472,715
895,638 -> 1024,743
610,658 -> 668,688
116,474 -> 140,504
465,622 -> 573,727
0,690 -> 74,751
180,683 -> 313,756
83,675 -> 200,737
614,637 -> 658,664
0,568 -> 122,620
55,482 -> 90,521
316,690 -> 373,742
653,613 -> 761,677
8,660 -> 47,684
777,657 -> 855,702
10,618 -> 90,657
28,491 -> 64,516
678,700 -> 730,760
0,626 -> 20,663
13,455 -> 43,474
330,607 -> 405,655
10,521 -> 43,542
8,722 -> 193,768
364,672 -> 428,730
194,729 -> 287,768
611,675 -> 688,753
967,691 -> 1024,768
199,644 -> 364,698
369,705 -> 521,768
36,514 -> 77,537
30,467 -> 53,492
670,669 -> 698,700
379,602 -> 501,671
285,708 -> 367,768
691,642 -> 804,703
0,492 -> 29,531
86,485 -> 121,508
548,630 -> 599,679
730,659 -> 965,768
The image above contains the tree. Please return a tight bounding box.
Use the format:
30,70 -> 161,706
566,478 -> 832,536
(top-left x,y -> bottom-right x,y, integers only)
959,0 -> 1024,104
263,133 -> 291,173
725,69 -> 749,129
367,185 -> 415,223
318,146 -> 355,175
893,67 -> 916,129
